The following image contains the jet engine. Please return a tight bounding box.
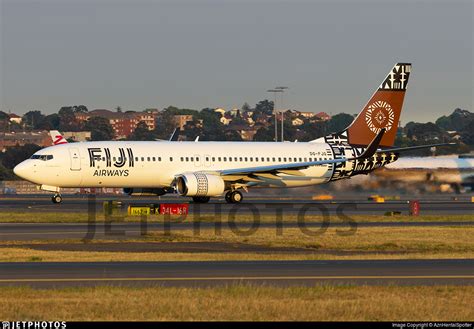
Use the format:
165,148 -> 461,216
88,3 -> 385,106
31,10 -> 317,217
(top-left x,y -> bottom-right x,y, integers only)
175,173 -> 225,197
123,188 -> 168,196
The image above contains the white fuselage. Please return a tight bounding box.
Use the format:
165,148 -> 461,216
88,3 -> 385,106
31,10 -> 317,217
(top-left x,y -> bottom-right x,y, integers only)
14,141 -> 346,190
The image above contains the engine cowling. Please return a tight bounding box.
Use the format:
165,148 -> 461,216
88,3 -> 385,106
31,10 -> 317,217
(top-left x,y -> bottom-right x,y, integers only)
175,173 -> 225,197
123,188 -> 168,196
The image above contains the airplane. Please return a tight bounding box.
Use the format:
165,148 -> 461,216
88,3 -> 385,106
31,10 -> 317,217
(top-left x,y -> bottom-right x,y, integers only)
14,63 -> 452,204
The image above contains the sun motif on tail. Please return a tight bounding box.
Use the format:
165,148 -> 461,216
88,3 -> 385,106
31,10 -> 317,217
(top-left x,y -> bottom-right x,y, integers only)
365,100 -> 395,135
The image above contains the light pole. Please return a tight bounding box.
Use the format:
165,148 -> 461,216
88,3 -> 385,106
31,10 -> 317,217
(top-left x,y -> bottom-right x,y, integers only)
275,86 -> 288,142
267,89 -> 283,142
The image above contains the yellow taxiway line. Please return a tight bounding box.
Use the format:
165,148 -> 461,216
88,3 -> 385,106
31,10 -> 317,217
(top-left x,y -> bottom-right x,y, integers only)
0,275 -> 473,283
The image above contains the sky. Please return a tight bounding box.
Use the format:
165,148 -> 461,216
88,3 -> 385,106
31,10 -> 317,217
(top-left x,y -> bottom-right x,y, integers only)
1,0 -> 472,123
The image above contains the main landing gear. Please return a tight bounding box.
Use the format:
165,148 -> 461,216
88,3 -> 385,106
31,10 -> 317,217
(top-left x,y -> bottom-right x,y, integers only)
51,193 -> 62,204
225,190 -> 243,204
192,196 -> 210,203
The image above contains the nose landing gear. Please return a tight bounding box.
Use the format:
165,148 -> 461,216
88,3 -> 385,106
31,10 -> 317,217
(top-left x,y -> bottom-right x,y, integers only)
51,194 -> 62,204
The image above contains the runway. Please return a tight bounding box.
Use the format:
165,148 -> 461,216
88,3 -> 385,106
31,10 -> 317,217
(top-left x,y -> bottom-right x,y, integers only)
1,221 -> 472,241
0,259 -> 472,287
1,194 -> 473,215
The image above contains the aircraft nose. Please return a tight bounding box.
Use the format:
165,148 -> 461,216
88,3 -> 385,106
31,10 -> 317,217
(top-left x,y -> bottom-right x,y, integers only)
13,161 -> 32,180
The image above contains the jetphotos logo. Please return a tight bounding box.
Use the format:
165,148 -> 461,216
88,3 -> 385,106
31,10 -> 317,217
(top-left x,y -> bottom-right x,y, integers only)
1,322 -> 66,329
365,100 -> 395,135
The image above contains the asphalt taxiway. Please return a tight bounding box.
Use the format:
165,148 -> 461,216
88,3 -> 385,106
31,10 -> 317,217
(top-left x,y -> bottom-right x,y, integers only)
0,259 -> 472,287
0,194 -> 473,215
0,221 -> 472,241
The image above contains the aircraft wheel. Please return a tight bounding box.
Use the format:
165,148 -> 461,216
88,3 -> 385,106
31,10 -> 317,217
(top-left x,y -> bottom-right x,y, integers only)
225,191 -> 233,203
192,196 -> 210,203
229,191 -> 243,203
52,194 -> 62,204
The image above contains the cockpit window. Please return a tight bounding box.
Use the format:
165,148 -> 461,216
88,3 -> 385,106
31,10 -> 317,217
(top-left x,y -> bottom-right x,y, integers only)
30,154 -> 53,161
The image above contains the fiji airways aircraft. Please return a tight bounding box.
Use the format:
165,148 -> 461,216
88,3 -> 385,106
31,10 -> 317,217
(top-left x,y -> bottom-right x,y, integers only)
14,63 -> 450,204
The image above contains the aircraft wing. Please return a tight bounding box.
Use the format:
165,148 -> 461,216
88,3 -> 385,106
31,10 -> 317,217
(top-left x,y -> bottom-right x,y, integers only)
217,158 -> 346,178
203,129 -> 387,182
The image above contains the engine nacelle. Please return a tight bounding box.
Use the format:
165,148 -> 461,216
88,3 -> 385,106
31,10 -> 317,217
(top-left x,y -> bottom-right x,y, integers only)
123,188 -> 168,196
175,173 -> 225,197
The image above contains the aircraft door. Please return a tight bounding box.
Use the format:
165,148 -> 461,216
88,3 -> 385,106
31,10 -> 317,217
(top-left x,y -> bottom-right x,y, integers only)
69,148 -> 81,171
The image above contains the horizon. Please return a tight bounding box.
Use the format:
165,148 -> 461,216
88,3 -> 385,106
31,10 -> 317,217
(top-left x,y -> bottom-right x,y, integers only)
1,0 -> 472,123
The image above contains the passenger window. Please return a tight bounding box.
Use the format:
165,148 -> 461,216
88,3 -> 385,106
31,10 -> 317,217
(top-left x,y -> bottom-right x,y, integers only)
283,157 -> 287,162
218,157 -> 221,162
229,157 -> 232,162
234,157 -> 238,161
196,157 -> 199,162
272,157 -> 275,162
304,158 -> 307,162
212,157 -> 215,162
141,157 -> 145,162
255,157 -> 258,162
278,157 -> 281,162
250,157 -> 253,162
244,157 -> 248,162
261,157 -> 264,162
170,157 -> 173,162
152,157 -> 156,161
135,157 -> 138,162
239,157 -> 243,161
190,157 -> 194,162
147,157 -> 150,162
186,157 -> 189,162
206,157 -> 209,161
180,157 -> 184,162
299,158 -> 302,162
158,157 -> 161,161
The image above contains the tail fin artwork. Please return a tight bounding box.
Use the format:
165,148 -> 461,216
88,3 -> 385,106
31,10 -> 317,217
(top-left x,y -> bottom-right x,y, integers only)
344,63 -> 411,147
49,130 -> 68,145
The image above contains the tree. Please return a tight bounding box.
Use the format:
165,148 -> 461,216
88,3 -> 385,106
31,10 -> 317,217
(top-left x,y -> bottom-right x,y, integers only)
84,116 -> 114,141
23,111 -> 45,129
325,113 -> 354,133
128,122 -> 156,141
0,144 -> 42,169
37,114 -> 60,130
59,107 -> 82,131
241,102 -> 252,112
254,100 -> 274,116
253,126 -> 274,141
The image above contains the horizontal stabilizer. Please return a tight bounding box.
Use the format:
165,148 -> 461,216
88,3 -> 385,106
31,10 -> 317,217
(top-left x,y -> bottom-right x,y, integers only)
377,143 -> 456,154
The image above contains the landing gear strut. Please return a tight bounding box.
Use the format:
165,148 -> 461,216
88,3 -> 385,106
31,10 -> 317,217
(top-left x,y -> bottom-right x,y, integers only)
192,196 -> 210,203
225,190 -> 243,204
51,193 -> 62,204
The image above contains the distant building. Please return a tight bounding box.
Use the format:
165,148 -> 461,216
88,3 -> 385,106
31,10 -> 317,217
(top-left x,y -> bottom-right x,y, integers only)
0,131 -> 50,150
75,109 -> 157,139
315,112 -> 331,121
173,114 -> 194,129
214,108 -> 226,116
62,131 -> 91,142
8,113 -> 22,124
239,128 -> 257,141
299,112 -> 315,119
291,118 -> 304,126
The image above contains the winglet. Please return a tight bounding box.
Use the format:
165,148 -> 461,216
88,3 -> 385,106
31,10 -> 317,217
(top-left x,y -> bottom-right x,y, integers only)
169,128 -> 180,141
49,130 -> 68,145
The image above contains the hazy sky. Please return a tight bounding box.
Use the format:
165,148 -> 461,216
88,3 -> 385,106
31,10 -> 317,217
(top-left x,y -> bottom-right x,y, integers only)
1,0 -> 472,123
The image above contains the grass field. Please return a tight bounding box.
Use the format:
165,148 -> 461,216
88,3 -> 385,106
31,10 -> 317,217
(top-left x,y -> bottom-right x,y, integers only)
0,285 -> 472,321
1,225 -> 472,261
0,212 -> 472,223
